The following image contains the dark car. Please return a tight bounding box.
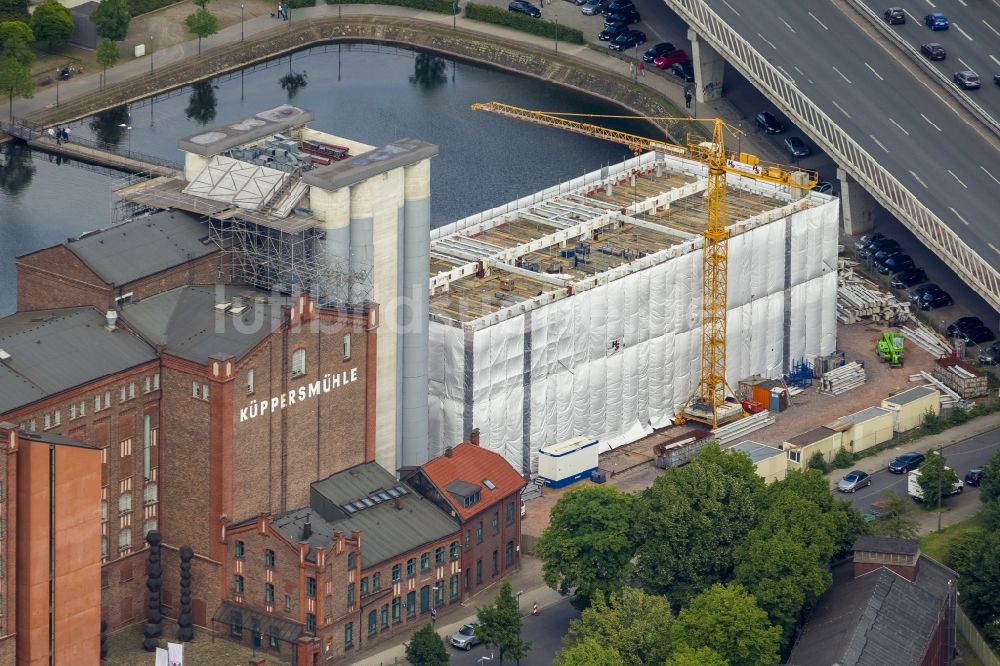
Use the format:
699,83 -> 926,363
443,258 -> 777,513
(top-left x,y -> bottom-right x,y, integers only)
920,43 -> 946,60
884,7 -> 905,24
508,0 -> 541,17
924,12 -> 949,30
598,22 -> 630,41
653,49 -> 690,69
877,254 -> 915,275
755,111 -> 785,134
909,282 -> 940,302
872,246 -> 904,264
812,181 -> 833,194
946,316 -> 984,338
919,287 -> 953,310
671,61 -> 695,83
643,42 -> 675,63
954,70 -> 981,90
889,452 -> 926,474
604,8 -> 639,26
965,467 -> 984,486
978,344 -> 1000,365
890,268 -> 927,288
601,0 -> 633,17
609,29 -> 646,51
581,0 -> 610,15
855,231 -> 886,251
956,325 -> 995,345
784,136 -> 810,159
837,470 -> 872,493
862,237 -> 900,258
995,74 -> 1000,86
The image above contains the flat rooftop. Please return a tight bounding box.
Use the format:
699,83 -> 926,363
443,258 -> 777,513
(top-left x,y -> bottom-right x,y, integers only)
177,104 -> 314,157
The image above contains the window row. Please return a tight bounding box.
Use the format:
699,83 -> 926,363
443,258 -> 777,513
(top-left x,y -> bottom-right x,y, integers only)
17,374 -> 160,434
229,612 -> 284,651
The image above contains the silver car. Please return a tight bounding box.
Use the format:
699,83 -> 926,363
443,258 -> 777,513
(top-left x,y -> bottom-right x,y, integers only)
581,0 -> 610,16
450,622 -> 482,650
837,470 -> 871,493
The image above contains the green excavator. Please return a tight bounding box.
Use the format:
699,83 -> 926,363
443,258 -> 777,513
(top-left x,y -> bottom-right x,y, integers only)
876,331 -> 905,368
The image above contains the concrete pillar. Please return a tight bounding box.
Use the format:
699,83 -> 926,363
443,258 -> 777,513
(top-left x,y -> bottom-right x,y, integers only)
790,171 -> 811,201
348,180 -> 375,304
837,167 -> 877,236
313,186 -> 351,303
688,29 -> 726,102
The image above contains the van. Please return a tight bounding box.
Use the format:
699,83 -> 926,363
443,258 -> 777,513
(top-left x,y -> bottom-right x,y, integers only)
907,467 -> 962,501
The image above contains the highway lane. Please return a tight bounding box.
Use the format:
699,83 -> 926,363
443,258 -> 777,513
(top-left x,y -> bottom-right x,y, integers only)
861,0 -> 1000,118
697,0 -> 1000,284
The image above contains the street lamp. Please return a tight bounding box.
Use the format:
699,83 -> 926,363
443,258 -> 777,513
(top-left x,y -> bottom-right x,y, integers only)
553,14 -> 558,54
477,655 -> 493,665
241,3 -> 245,41
149,36 -> 154,74
54,69 -> 59,106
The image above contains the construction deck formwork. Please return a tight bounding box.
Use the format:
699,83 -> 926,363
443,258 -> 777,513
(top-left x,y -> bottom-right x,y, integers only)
428,151 -> 839,475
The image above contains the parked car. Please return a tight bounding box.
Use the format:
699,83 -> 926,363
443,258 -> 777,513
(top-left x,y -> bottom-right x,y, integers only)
581,0 -> 610,15
508,0 -> 541,17
609,29 -> 646,51
653,49 -> 690,69
755,111 -> 785,134
918,287 -> 953,310
643,42 -> 675,63
855,231 -> 886,252
978,344 -> 1000,365
450,623 -> 482,650
909,466 -> 963,500
838,470 -> 872,493
784,136 -> 810,159
946,316 -> 985,338
920,42 -> 946,60
956,325 -> 995,345
601,0 -> 633,17
909,283 -> 940,302
872,246 -> 904,264
889,451 -> 926,474
965,467 -> 984,486
812,181 -> 833,194
924,12 -> 949,30
671,61 -> 695,83
877,254 -> 915,275
890,268 -> 927,288
954,70 -> 981,90
598,22 -> 630,41
859,236 -> 897,258
884,7 -> 905,24
995,74 -> 1000,86
604,8 -> 639,26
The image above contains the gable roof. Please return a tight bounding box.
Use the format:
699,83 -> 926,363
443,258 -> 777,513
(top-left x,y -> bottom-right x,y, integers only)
0,307 -> 157,414
787,557 -> 956,666
66,210 -> 215,286
420,443 -> 526,521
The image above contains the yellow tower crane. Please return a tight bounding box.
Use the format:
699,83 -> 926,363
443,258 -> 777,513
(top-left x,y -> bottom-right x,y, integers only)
471,101 -> 818,427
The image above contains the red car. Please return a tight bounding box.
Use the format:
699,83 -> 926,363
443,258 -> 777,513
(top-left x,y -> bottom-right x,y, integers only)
653,49 -> 689,69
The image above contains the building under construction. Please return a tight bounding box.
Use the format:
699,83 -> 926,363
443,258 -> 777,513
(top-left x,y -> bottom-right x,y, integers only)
427,151 -> 839,474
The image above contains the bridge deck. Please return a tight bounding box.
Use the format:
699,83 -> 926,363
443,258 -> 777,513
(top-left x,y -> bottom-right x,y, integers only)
26,135 -> 180,178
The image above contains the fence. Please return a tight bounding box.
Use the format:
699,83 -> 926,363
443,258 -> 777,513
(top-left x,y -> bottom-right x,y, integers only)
662,0 -> 1000,314
957,607 -> 1000,666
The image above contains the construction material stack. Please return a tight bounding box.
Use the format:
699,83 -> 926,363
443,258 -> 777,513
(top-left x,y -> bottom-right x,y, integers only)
820,361 -> 867,395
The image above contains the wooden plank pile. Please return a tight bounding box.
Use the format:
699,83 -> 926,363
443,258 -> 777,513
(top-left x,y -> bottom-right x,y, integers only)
932,358 -> 988,398
837,264 -> 911,325
909,372 -> 961,409
711,410 -> 776,445
819,361 -> 867,395
900,323 -> 953,358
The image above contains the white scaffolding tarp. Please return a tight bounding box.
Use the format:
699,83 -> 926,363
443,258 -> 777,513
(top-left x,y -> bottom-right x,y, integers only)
429,197 -> 839,474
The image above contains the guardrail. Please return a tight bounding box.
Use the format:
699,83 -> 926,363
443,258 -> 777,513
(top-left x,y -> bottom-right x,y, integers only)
663,0 -> 1000,313
844,0 -> 1000,141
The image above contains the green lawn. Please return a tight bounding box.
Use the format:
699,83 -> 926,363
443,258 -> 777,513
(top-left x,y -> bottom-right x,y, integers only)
920,512 -> 985,566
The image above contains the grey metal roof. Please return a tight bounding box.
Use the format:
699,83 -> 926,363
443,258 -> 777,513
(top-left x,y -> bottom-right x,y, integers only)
729,440 -> 783,463
883,386 -> 938,406
445,479 -> 480,498
302,138 -> 438,192
17,429 -> 99,449
67,210 -> 215,286
854,536 -> 920,556
787,557 -> 956,666
272,463 -> 458,569
120,285 -> 288,364
786,426 -> 837,447
177,105 -> 314,157
0,307 -> 157,414
839,407 -> 891,425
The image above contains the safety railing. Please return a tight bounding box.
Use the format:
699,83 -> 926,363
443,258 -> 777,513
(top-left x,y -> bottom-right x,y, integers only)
664,0 -> 1000,312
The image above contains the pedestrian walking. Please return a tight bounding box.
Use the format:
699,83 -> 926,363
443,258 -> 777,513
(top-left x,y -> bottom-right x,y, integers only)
430,608 -> 437,625
684,91 -> 692,109
47,127 -> 55,142
276,1 -> 282,18
55,127 -> 62,145
282,2 -> 288,19
637,61 -> 645,77
63,127 -> 71,143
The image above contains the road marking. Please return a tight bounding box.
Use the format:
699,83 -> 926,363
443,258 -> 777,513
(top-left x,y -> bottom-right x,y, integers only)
808,11 -> 828,30
890,118 -> 910,135
992,55 -> 1000,67
923,0 -> 935,7
982,166 -> 1000,186
721,0 -> 740,15
984,20 -> 1000,38
958,57 -> 973,71
832,66 -> 851,84
989,243 -> 1000,256
910,170 -> 928,188
869,134 -> 890,153
904,8 -> 918,21
947,169 -> 968,188
921,113 -> 942,132
794,65 -> 804,76
832,101 -> 852,118
757,32 -> 776,50
957,0 -> 967,6
949,207 -> 969,225
953,23 -> 974,40
780,17 -> 796,33
865,62 -> 884,80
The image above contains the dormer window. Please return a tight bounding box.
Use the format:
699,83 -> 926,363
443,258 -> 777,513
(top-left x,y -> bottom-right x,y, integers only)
463,491 -> 481,508
446,480 -> 482,509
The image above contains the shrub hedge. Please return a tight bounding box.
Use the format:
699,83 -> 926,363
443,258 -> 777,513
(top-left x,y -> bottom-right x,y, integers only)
326,0 -> 458,14
126,0 -> 176,17
465,2 -> 583,43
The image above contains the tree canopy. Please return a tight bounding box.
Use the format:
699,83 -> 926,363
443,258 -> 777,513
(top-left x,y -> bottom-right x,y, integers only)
0,21 -> 34,66
0,53 -> 32,120
29,0 -> 72,50
917,451 -> 960,509
0,0 -> 29,23
95,38 -> 119,86
184,7 -> 217,54
404,623 -> 449,666
664,644 -> 728,666
553,637 -> 626,666
953,529 -> 1000,630
980,450 -> 1000,504
535,484 -> 637,608
562,587 -> 674,666
90,0 -> 129,42
868,491 -> 919,539
672,583 -> 781,666
476,581 -> 530,664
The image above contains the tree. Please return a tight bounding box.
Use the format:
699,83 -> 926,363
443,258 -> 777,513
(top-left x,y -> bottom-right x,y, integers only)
633,444 -> 764,609
95,38 -> 118,88
30,0 -> 72,50
917,450 -> 959,509
664,644 -> 727,666
535,485 -> 637,608
0,54 -> 32,121
553,637 -> 625,666
980,449 -> 1000,504
184,7 -> 217,55
561,587 -> 673,666
0,141 -> 35,196
90,0 -> 129,42
404,623 -> 449,666
672,583 -> 781,666
953,529 -> 1000,629
0,21 -> 34,65
0,0 -> 29,23
476,582 -> 530,664
868,491 -> 919,539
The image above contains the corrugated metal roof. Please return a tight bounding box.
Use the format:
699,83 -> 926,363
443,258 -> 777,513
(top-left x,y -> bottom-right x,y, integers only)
838,407 -> 891,425
786,426 -> 837,447
120,285 -> 288,364
883,386 -> 938,406
0,307 -> 157,414
272,463 -> 458,569
729,440 -> 783,463
68,210 -> 215,286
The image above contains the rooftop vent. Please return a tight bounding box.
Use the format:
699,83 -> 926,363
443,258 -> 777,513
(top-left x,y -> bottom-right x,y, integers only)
0,349 -> 10,361
302,518 -> 312,540
214,302 -> 232,312
105,310 -> 118,330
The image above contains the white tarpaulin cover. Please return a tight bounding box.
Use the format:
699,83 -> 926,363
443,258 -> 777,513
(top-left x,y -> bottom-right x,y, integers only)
429,196 -> 839,474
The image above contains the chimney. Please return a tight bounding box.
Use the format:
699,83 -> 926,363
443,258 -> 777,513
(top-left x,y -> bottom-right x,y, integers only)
105,310 -> 118,331
445,446 -> 453,458
302,518 -> 312,540
394,498 -> 403,511
470,428 -> 481,447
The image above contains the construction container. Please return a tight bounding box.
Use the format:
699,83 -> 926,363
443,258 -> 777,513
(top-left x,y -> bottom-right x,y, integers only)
783,426 -> 843,470
653,429 -> 714,469
769,387 -> 789,413
881,386 -> 940,433
537,437 -> 600,488
829,407 -> 894,454
728,440 -> 787,484
738,375 -> 768,401
932,358 -> 988,399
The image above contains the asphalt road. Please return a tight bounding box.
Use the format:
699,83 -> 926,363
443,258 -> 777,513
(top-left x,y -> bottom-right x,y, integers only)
843,426 -> 1000,511
674,0 -> 1000,296
445,597 -> 580,665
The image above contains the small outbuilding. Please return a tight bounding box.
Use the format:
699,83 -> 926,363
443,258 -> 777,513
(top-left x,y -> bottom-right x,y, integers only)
729,440 -> 786,484
783,426 -> 843,471
829,406 -> 895,454
881,386 -> 940,433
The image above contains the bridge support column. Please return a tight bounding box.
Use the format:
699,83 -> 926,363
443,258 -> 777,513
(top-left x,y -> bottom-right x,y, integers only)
837,167 -> 877,236
688,29 -> 726,102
